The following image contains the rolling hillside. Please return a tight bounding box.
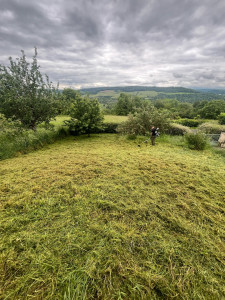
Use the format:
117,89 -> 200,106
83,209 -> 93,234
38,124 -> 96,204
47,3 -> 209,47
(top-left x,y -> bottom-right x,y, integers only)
80,86 -> 225,105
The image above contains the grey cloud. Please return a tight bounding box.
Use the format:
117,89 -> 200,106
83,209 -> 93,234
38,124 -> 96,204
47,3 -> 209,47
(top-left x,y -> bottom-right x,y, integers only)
1,0 -> 225,88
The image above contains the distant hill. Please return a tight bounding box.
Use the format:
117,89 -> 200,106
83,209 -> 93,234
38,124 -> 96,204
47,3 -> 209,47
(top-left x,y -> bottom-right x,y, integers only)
194,88 -> 225,95
79,86 -> 225,106
80,85 -> 198,94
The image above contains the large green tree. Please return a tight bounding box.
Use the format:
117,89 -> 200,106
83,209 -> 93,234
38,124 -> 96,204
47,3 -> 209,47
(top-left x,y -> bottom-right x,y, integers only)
66,94 -> 104,136
199,100 -> 225,119
0,49 -> 58,129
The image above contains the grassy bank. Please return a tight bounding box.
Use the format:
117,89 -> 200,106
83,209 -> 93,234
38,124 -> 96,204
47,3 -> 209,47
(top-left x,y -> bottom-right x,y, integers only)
0,126 -> 69,160
0,135 -> 224,299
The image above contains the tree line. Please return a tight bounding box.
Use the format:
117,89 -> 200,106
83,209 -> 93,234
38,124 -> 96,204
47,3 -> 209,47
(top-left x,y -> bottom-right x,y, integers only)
1,49 -> 225,137
113,93 -> 225,120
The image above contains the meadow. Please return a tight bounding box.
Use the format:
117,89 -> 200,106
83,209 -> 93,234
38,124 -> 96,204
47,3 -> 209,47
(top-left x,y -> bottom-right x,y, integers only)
0,134 -> 225,299
50,115 -> 128,125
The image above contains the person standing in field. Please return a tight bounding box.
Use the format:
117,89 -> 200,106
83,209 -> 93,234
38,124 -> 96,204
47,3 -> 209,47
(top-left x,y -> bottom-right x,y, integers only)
151,126 -> 157,145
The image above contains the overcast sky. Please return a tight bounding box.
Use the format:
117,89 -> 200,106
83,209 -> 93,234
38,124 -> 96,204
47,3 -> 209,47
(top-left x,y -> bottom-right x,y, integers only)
1,0 -> 225,89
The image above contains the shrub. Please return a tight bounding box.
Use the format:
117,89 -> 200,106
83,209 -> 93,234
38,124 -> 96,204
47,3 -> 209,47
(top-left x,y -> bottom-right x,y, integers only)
198,122 -> 225,134
218,113 -> 225,125
66,95 -> 104,136
185,132 -> 209,150
167,123 -> 191,135
102,122 -> 119,133
175,119 -> 203,127
117,105 -> 170,135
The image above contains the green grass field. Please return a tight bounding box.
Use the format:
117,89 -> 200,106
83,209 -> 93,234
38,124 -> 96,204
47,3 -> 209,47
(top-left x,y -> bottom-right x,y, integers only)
50,115 -> 127,126
103,115 -> 128,123
0,135 -> 225,299
90,90 -> 158,99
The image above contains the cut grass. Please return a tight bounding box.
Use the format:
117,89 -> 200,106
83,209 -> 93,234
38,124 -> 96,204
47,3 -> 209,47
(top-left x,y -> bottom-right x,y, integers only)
0,134 -> 225,299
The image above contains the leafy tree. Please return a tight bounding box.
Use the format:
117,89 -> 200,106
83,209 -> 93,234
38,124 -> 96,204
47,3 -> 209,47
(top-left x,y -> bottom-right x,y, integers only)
199,100 -> 225,119
65,94 -> 104,136
0,48 -> 58,129
177,102 -> 194,118
59,88 -> 80,114
62,88 -> 78,100
117,104 -> 170,135
115,93 -> 145,115
218,113 -> 225,125
115,93 -> 132,115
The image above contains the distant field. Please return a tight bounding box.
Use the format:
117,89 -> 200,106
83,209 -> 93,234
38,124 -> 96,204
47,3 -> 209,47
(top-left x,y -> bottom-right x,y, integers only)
104,115 -> 128,123
90,90 -> 158,99
50,115 -> 127,127
0,134 -> 224,299
50,115 -> 71,127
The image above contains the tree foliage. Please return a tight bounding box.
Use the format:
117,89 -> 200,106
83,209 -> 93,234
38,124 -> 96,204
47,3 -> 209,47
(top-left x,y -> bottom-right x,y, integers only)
65,94 -> 104,136
218,113 -> 225,125
117,103 -> 170,135
59,88 -> 80,114
115,93 -> 143,115
199,100 -> 225,119
0,48 -> 59,129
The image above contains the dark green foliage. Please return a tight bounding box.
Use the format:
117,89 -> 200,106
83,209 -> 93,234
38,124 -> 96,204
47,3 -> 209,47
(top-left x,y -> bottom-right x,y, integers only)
199,100 -> 225,119
117,104 -> 170,135
62,88 -> 78,100
154,98 -> 179,110
59,88 -> 80,114
65,95 -> 104,136
0,49 -> 59,129
102,122 -> 119,133
175,119 -> 204,127
185,132 -> 209,150
115,93 -> 143,115
154,99 -> 194,118
115,93 -> 132,115
218,113 -> 225,125
177,102 -> 194,118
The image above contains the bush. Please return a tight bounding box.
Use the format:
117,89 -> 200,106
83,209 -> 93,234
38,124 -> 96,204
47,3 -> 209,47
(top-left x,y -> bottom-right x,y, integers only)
175,119 -> 203,127
117,105 -> 170,136
198,122 -> 225,134
66,95 -> 104,136
102,122 -> 119,133
167,123 -> 191,135
218,113 -> 225,125
185,132 -> 209,150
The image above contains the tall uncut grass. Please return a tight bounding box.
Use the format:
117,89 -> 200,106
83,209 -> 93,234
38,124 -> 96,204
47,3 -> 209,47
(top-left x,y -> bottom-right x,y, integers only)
0,134 -> 224,299
0,127 -> 69,160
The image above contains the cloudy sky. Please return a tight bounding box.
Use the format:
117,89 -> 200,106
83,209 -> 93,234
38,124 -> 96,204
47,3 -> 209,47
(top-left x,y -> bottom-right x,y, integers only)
1,0 -> 225,89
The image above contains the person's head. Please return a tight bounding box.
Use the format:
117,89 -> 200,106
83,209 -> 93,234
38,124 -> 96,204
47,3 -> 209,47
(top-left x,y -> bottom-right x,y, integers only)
152,126 -> 155,129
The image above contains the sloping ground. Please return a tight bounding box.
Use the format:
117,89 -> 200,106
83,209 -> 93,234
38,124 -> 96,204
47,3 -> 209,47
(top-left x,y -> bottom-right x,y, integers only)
0,135 -> 225,299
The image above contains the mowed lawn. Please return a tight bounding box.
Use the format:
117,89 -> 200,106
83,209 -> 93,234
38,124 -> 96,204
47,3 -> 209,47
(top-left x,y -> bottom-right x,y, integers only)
0,134 -> 225,299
